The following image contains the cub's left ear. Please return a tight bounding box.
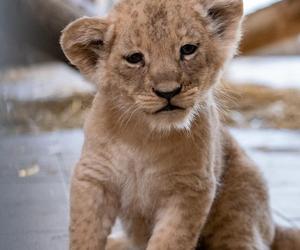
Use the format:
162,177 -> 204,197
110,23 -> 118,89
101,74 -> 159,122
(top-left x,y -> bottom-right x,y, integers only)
204,0 -> 243,46
60,17 -> 114,76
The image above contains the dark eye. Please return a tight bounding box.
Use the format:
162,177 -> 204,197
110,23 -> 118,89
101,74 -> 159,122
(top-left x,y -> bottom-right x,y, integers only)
125,52 -> 144,65
180,44 -> 198,58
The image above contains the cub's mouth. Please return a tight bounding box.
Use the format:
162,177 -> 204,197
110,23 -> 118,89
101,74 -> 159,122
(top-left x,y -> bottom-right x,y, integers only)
155,103 -> 184,114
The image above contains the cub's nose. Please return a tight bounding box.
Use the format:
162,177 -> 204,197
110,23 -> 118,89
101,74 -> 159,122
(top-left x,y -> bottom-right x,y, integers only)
153,86 -> 182,100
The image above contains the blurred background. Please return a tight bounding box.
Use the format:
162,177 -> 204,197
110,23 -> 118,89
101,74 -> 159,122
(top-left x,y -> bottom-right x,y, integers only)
0,0 -> 299,249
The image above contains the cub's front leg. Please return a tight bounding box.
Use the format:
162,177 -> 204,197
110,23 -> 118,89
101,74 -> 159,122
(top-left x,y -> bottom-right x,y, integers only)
147,176 -> 216,250
69,159 -> 119,250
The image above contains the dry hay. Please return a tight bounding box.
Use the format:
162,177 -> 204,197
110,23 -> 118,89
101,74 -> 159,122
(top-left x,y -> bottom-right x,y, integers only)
221,83 -> 300,129
0,93 -> 93,134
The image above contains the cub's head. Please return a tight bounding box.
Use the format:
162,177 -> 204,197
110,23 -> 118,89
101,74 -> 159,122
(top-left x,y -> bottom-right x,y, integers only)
61,0 -> 243,132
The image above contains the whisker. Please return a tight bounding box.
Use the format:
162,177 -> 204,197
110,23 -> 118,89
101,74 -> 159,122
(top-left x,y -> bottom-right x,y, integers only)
136,95 -> 157,101
123,105 -> 140,128
181,87 -> 199,97
118,103 -> 140,129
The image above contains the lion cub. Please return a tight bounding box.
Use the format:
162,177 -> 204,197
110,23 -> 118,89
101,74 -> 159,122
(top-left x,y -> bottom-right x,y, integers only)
61,0 -> 300,249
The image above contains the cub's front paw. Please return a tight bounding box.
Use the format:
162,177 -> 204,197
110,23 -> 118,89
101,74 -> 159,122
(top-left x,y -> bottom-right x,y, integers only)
105,236 -> 132,250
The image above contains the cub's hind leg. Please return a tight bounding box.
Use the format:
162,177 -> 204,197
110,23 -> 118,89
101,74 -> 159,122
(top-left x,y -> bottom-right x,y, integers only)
200,135 -> 275,250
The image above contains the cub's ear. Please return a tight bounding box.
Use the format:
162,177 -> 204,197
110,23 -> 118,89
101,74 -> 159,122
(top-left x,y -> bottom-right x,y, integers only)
60,17 -> 114,75
203,0 -> 243,49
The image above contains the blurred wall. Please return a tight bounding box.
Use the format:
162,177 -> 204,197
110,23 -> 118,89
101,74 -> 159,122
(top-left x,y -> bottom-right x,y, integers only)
0,0 -> 64,70
0,0 -> 120,70
254,36 -> 300,55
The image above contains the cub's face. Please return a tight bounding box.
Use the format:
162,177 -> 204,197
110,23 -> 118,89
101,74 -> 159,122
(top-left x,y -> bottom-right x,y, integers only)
61,0 -> 243,131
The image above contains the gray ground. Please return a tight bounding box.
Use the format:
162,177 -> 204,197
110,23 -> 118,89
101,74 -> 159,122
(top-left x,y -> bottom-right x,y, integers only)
0,129 -> 300,250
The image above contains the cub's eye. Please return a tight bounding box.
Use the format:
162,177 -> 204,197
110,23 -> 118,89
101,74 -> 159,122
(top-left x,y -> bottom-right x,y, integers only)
124,53 -> 144,65
180,44 -> 199,58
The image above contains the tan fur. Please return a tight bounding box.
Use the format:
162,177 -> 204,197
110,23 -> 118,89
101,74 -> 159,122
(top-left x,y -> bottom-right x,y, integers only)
60,0 -> 300,249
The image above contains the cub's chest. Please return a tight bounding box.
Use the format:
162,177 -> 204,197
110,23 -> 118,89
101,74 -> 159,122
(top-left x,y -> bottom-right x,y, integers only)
118,162 -> 159,215
112,142 -> 207,215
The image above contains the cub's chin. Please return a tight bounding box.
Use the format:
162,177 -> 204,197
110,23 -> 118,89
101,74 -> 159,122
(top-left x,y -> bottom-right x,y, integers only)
145,107 -> 196,132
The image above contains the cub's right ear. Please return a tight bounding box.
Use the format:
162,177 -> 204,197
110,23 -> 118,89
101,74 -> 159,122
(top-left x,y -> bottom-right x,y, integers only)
60,17 -> 114,75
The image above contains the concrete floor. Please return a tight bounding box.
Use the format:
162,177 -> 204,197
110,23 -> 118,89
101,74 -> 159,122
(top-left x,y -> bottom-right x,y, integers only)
0,128 -> 299,249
